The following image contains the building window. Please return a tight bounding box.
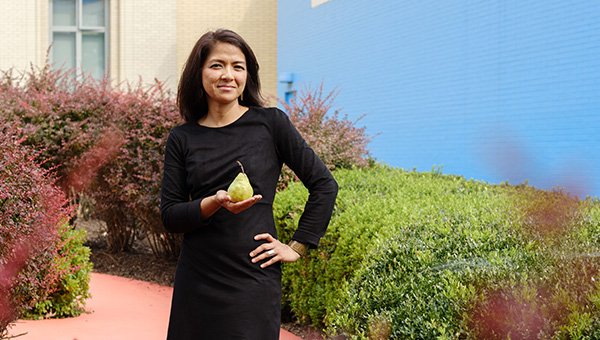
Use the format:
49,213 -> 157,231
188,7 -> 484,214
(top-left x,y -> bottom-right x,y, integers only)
50,0 -> 108,79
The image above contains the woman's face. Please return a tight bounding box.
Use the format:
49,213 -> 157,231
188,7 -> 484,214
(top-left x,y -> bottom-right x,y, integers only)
201,42 -> 247,107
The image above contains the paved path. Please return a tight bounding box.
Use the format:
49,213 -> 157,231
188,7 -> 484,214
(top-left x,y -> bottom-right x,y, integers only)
8,273 -> 301,340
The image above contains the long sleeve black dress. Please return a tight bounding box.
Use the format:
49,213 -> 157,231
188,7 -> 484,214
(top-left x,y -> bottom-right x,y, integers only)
160,107 -> 338,340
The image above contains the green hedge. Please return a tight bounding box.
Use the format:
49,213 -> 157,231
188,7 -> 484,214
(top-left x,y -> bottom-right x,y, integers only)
274,165 -> 600,339
21,223 -> 92,320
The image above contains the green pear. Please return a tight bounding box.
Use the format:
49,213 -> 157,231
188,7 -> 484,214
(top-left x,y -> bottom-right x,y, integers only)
227,161 -> 253,202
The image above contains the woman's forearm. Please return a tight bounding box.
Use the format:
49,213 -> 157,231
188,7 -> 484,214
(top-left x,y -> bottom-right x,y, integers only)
200,194 -> 222,220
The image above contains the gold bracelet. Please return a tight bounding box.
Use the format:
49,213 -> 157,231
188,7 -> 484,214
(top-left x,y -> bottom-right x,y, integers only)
288,240 -> 309,256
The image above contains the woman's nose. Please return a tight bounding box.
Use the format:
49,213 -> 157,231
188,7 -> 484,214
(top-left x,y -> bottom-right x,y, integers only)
221,67 -> 234,80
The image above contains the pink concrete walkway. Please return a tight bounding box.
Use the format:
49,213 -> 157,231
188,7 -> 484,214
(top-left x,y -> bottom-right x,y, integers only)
8,273 -> 301,340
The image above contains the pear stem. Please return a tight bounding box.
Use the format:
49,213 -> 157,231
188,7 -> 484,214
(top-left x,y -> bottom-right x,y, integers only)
236,160 -> 245,174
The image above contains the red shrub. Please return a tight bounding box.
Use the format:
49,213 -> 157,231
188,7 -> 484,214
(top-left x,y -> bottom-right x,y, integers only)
0,64 -> 117,193
281,82 -> 374,169
0,122 -> 73,336
1,64 -> 182,257
90,80 -> 183,257
278,82 -> 376,188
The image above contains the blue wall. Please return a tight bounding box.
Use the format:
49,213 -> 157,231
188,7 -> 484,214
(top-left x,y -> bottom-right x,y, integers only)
277,1 -> 600,198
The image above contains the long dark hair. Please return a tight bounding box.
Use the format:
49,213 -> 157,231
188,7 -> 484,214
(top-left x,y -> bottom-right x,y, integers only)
177,29 -> 264,122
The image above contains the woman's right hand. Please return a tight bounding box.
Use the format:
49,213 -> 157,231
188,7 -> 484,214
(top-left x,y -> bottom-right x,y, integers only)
215,190 -> 262,214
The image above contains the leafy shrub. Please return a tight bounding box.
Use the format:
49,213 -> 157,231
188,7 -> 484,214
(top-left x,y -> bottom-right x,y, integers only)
1,63 -> 183,257
0,123 -> 76,336
461,188 -> 600,340
0,64 -> 128,252
91,80 -> 182,258
21,223 -> 92,319
277,82 -> 376,188
274,166 -> 600,339
0,65 -> 116,190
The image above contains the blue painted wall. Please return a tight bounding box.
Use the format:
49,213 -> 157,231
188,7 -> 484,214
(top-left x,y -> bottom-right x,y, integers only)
277,1 -> 600,198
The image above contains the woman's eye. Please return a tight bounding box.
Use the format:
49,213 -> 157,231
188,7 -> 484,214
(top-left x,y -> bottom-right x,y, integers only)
210,64 -> 222,68
234,65 -> 245,71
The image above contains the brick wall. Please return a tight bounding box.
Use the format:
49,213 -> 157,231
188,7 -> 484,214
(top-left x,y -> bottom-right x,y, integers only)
0,0 -> 48,72
1,0 -> 276,99
113,0 -> 178,91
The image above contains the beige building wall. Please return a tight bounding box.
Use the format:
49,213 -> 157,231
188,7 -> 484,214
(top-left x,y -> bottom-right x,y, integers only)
176,0 -> 278,102
0,0 -> 277,100
0,0 -> 48,72
111,0 -> 178,91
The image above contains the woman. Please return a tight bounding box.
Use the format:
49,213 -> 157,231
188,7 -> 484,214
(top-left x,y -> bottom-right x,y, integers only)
160,29 -> 338,339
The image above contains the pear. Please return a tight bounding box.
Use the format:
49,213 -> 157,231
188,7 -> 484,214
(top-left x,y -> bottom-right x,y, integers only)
227,161 -> 253,202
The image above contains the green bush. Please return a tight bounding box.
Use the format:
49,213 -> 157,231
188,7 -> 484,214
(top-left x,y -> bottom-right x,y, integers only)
22,223 -> 92,319
274,165 -> 600,339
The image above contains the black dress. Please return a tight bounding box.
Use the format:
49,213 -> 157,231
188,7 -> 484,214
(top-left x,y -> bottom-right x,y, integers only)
160,107 -> 338,340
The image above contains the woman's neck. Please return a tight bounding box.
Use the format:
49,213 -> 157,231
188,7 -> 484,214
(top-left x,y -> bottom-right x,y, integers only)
199,102 -> 247,127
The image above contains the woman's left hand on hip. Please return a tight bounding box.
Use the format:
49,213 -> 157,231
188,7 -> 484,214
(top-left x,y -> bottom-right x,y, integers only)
249,233 -> 300,268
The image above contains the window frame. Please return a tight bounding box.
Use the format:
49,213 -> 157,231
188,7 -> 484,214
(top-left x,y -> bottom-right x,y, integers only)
49,0 -> 109,78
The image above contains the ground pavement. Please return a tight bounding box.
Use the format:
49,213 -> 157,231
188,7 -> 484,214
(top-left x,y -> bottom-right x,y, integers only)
8,273 -> 301,340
